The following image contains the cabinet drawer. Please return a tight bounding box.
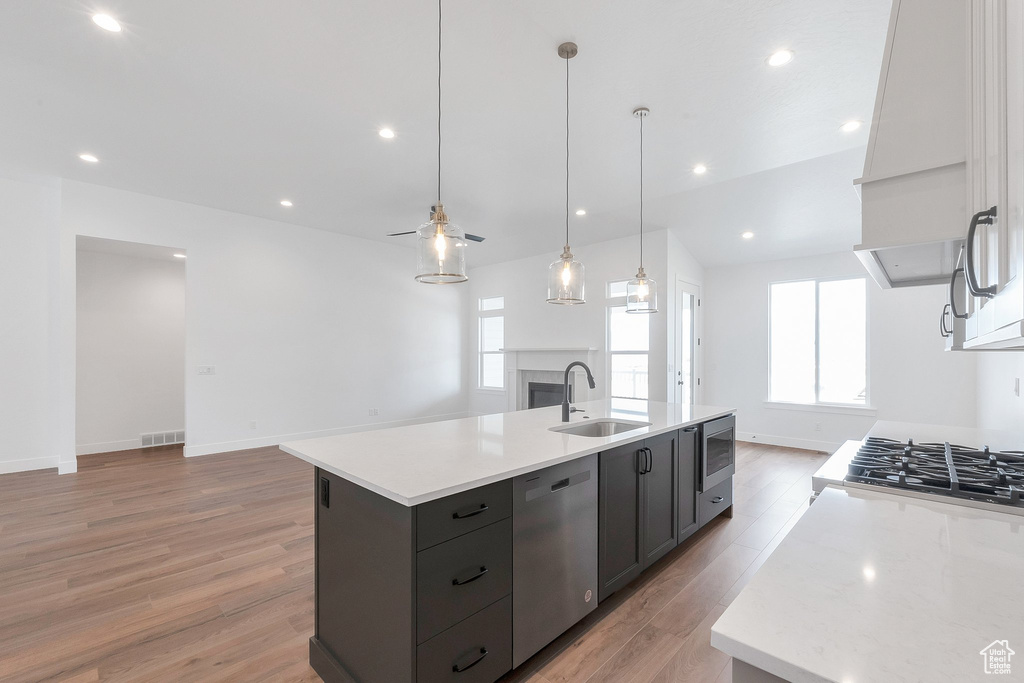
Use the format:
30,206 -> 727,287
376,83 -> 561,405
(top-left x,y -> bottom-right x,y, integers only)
417,519 -> 512,644
698,477 -> 733,527
416,595 -> 512,683
417,480 -> 512,551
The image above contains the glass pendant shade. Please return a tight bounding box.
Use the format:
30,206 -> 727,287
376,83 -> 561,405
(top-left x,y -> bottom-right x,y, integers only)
414,203 -> 467,284
626,267 -> 658,314
546,246 -> 585,304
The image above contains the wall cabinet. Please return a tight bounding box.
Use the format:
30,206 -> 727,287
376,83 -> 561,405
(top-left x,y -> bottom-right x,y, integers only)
964,0 -> 1024,348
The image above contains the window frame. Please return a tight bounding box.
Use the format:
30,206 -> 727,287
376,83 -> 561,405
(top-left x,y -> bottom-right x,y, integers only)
767,275 -> 871,410
607,281 -> 650,411
478,296 -> 505,391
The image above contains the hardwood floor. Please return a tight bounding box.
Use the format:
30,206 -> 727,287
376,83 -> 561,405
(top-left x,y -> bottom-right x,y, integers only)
0,441 -> 825,682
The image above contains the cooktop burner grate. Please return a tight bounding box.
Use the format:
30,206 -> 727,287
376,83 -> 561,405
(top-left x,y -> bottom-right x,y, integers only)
846,437 -> 1024,508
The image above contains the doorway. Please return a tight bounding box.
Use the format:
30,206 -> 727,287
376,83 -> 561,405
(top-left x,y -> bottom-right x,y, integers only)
674,280 -> 701,404
75,237 -> 186,457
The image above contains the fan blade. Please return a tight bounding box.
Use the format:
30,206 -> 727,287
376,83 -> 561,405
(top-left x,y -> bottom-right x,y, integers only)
386,231 -> 417,237
464,233 -> 486,242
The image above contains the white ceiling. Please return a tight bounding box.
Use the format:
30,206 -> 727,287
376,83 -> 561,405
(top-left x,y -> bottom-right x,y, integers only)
77,235 -> 185,261
1,0 -> 890,266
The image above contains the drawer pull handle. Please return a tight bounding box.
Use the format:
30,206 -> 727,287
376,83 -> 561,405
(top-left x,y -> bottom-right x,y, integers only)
452,647 -> 488,673
712,496 -> 724,504
452,566 -> 488,586
452,504 -> 488,519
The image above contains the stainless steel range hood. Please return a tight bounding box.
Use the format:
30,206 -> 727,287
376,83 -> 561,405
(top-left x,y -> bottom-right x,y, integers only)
854,0 -> 967,289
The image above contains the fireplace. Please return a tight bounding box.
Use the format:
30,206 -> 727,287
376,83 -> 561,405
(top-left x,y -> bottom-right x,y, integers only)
528,382 -> 571,409
502,347 -> 597,412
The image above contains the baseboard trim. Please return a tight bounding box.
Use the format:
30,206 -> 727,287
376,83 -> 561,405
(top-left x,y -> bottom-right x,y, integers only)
737,431 -> 837,454
183,412 -> 471,458
76,439 -> 141,456
0,456 -> 59,475
58,460 -> 78,475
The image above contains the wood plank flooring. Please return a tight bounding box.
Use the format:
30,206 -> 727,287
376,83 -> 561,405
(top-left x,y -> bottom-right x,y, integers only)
0,441 -> 825,682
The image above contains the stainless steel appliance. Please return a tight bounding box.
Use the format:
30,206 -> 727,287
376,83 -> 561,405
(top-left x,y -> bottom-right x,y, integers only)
511,454 -> 598,667
847,436 -> 1024,508
701,415 -> 736,491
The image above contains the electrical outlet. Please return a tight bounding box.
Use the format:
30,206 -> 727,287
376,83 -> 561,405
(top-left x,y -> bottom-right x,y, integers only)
197,365 -> 216,375
368,408 -> 379,416
249,420 -> 257,430
815,422 -> 822,432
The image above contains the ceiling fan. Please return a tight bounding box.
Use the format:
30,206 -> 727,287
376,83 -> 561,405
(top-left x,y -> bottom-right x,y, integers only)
387,205 -> 486,243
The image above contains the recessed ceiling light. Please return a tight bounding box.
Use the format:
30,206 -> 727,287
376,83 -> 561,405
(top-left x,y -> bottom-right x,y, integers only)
378,128 -> 396,139
92,13 -> 122,32
173,253 -> 186,259
575,209 -> 586,216
280,199 -> 293,207
840,119 -> 863,133
767,50 -> 794,67
693,164 -> 707,175
79,153 -> 99,163
742,231 -> 755,240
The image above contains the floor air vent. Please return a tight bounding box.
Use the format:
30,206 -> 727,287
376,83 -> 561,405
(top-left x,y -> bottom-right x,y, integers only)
141,430 -> 185,447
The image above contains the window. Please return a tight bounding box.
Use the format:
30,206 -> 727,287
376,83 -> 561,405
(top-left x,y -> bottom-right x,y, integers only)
769,278 -> 867,406
479,296 -> 504,389
608,282 -> 649,412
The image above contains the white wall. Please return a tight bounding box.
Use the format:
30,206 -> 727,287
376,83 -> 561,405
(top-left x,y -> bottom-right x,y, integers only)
76,248 -> 186,454
976,354 -> 1024,430
704,251 -> 978,452
0,173 -> 64,473
466,230 -> 704,415
62,180 -> 469,458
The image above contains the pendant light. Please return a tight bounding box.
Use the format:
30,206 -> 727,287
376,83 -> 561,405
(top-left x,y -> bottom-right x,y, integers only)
547,42 -> 585,304
626,107 -> 658,314
414,0 -> 468,284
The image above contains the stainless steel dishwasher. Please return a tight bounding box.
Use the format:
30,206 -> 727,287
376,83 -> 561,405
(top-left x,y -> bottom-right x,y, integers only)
512,453 -> 598,667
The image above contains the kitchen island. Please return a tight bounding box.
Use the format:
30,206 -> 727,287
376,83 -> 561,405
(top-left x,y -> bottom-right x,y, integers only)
711,485 -> 1024,682
280,400 -> 736,683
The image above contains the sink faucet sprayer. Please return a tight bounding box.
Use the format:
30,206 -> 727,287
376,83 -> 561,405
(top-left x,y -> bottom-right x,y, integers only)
562,361 -> 596,422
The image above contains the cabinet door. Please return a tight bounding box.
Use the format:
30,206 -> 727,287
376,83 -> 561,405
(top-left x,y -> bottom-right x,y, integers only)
598,443 -> 642,602
995,0 -> 1024,330
641,431 -> 678,569
967,0 -> 1001,324
968,0 -> 1024,337
677,428 -> 699,544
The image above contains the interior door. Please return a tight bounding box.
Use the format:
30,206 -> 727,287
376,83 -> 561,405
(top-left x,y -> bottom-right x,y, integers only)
674,280 -> 700,404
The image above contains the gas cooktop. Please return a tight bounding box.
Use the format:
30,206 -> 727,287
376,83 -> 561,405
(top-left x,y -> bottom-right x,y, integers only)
846,436 -> 1024,508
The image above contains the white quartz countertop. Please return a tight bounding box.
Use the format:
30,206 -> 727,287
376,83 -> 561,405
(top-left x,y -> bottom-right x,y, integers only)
280,400 -> 733,506
712,485 -> 1024,683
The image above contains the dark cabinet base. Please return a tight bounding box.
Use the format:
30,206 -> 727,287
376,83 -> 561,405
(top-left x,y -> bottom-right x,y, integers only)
310,636 -> 357,683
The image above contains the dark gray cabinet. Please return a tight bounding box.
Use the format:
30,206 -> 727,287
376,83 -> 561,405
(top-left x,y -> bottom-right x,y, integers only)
677,427 -> 699,544
311,469 -> 513,683
310,414 -> 735,682
598,430 -> 680,602
641,430 -> 678,567
597,441 -> 643,602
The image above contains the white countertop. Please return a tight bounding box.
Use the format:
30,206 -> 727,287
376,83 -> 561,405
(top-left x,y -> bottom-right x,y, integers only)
712,485 -> 1024,683
280,400 -> 734,506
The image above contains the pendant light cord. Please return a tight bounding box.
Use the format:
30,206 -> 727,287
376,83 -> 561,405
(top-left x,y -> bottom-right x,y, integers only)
639,113 -> 644,269
437,0 -> 442,205
564,54 -> 570,247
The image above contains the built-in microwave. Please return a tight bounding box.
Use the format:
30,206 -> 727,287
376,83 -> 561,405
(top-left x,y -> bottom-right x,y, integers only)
700,415 -> 736,492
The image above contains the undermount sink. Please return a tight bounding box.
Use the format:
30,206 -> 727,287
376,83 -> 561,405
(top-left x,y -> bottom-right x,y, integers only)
549,419 -> 652,437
